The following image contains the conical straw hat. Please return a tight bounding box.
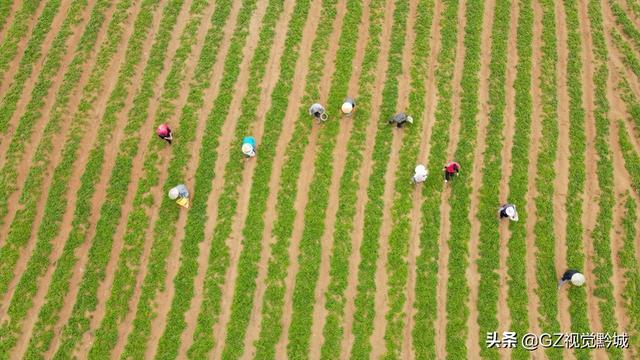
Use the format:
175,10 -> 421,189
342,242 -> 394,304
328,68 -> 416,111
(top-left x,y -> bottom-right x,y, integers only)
342,102 -> 353,114
168,187 -> 179,200
571,273 -> 585,286
242,143 -> 253,154
505,206 -> 515,217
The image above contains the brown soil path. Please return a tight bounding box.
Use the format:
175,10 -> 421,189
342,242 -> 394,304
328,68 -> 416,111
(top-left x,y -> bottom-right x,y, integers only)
0,0 -> 75,243
308,0 -> 370,357
577,0 -> 605,348
526,0 -> 544,344
74,0 -> 194,356
553,2 -> 574,355
434,0 -> 466,357
238,0 -> 324,357
10,3 -> 119,357
0,0 -> 97,316
338,0 -> 395,357
369,1 -> 416,356
0,0 -> 48,96
496,0 -> 518,344
464,0 -> 495,357
43,0 -> 151,356
404,0 -> 441,357
178,0 -> 271,356
272,2 -> 346,357
111,1 -> 220,357
142,1 -> 244,358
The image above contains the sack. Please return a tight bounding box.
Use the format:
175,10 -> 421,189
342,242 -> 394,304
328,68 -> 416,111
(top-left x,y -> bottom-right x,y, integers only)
176,197 -> 190,208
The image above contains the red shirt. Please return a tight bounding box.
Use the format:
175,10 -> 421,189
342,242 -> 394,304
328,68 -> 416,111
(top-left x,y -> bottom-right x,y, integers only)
445,162 -> 460,173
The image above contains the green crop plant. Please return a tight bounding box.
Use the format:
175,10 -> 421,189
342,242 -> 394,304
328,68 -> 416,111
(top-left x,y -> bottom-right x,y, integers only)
382,0 -> 432,357
0,0 -> 43,85
152,0 -> 263,357
620,195 -> 640,355
608,0 -> 640,51
252,0 -> 338,357
285,0 -> 366,357
412,0 -> 459,358
118,0 -> 239,357
0,0 -> 87,295
317,0 -> 385,358
586,1 -> 621,358
475,0 -> 510,358
506,1 -> 533,359
534,1 -> 562,358
617,122 -> 640,197
0,0 -> 113,354
348,0 -> 410,357
87,0 -> 210,357
562,2 -> 590,357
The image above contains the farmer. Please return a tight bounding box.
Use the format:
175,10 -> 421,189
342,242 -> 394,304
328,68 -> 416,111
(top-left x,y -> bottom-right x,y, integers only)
557,269 -> 585,288
388,112 -> 413,128
341,97 -> 356,116
241,136 -> 256,158
498,203 -> 519,222
168,184 -> 190,208
157,123 -> 173,144
412,164 -> 428,184
309,103 -> 327,122
443,161 -> 460,183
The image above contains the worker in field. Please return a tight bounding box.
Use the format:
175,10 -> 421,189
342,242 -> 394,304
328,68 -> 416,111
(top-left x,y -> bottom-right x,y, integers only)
412,164 -> 428,184
157,123 -> 173,144
169,184 -> 190,208
557,269 -> 585,288
443,161 -> 460,183
242,136 -> 256,159
309,103 -> 327,122
389,112 -> 413,128
498,203 -> 519,222
341,97 -> 356,116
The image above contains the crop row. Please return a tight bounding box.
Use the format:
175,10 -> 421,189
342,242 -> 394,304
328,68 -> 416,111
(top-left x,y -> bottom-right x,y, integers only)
608,0 -> 640,51
586,1 -> 621,358
152,0 -> 262,356
0,0 -> 113,354
620,194 -> 640,356
284,0 -> 365,354
382,0 -> 431,357
0,0 -> 87,295
86,0 -> 211,358
614,67 -> 640,137
349,0 -> 409,357
534,1 -> 562,358
0,0 -> 43,85
18,0 -> 146,356
118,0 -> 237,357
0,0 -> 13,32
0,0 -> 66,227
474,0 -> 511,358
251,0 -> 337,357
412,0 -> 459,358
506,1 -> 533,358
444,0 -> 483,356
196,0 -> 314,357
562,0 -> 590,349
617,122 -> 640,197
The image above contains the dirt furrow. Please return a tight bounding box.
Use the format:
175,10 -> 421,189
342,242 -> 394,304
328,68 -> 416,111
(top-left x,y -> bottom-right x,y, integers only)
526,0 -> 544,341
308,1 -> 371,357
0,0 -> 96,317
142,0 -> 243,357
239,1 -> 324,357
496,0 -> 518,342
0,0 -> 74,243
577,0 -> 605,344
42,1 -> 151,356
553,0 -> 574,350
465,0 -> 495,356
338,0 -> 394,357
10,3 -> 119,358
272,3 -> 346,356
175,0 -> 269,356
434,0 -> 466,356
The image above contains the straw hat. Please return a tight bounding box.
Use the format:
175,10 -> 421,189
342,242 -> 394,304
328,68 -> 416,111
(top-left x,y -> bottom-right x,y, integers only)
168,187 -> 179,200
342,102 -> 353,114
242,143 -> 254,155
571,273 -> 585,286
505,206 -> 515,217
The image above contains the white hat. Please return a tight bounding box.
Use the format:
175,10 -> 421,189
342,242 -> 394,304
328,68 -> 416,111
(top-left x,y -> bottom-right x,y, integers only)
341,102 -> 353,114
168,187 -> 179,200
505,206 -> 515,217
242,143 -> 254,155
406,116 -> 414,124
415,164 -> 427,175
571,273 -> 585,286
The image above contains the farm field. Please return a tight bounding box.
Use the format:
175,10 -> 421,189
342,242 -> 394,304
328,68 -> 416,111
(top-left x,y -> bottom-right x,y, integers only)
0,0 -> 639,358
